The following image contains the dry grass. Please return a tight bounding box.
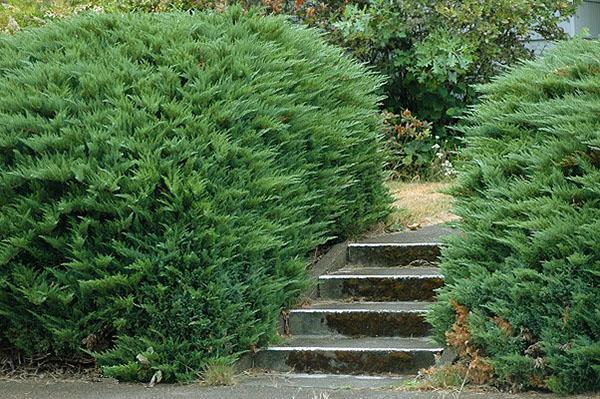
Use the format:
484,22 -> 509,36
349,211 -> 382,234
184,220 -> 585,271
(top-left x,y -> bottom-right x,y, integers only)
383,181 -> 458,231
200,360 -> 235,386
394,364 -> 503,397
395,365 -> 465,392
367,180 -> 456,235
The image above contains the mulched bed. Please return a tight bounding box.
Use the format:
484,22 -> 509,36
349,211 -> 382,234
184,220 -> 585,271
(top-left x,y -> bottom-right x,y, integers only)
0,345 -> 101,382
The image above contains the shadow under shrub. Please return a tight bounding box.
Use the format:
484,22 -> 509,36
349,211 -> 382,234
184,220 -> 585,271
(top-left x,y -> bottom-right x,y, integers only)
428,39 -> 600,394
0,8 -> 390,382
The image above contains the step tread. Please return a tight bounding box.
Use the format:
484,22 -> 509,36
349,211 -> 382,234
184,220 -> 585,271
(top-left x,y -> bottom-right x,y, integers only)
290,301 -> 431,313
347,260 -> 438,267
348,242 -> 441,247
320,266 -> 442,279
265,336 -> 442,352
355,226 -> 455,244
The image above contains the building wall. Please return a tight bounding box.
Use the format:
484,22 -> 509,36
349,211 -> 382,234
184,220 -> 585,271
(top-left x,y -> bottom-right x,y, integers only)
526,0 -> 600,54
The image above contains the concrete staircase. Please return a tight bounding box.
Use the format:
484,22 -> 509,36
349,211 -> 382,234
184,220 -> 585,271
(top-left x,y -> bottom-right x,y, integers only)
253,226 -> 451,375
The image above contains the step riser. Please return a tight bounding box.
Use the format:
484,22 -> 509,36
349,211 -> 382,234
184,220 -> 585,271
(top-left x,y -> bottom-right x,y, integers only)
348,243 -> 440,267
288,311 -> 430,337
254,349 -> 439,375
319,277 -> 443,301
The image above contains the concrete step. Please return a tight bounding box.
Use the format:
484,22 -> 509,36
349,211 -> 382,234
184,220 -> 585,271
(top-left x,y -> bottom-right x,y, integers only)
359,226 -> 454,245
254,336 -> 443,375
288,301 -> 431,337
348,242 -> 441,267
318,267 -> 443,301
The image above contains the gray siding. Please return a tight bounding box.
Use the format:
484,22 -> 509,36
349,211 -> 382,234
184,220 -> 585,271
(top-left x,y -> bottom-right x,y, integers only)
526,0 -> 600,54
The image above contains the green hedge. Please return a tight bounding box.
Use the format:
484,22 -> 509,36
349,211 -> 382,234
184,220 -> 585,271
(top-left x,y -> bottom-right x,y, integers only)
428,40 -> 600,394
2,1 -> 581,178
0,8 -> 390,382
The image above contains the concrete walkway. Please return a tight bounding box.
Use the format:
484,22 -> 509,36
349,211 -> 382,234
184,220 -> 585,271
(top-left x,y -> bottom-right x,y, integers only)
0,374 -> 591,399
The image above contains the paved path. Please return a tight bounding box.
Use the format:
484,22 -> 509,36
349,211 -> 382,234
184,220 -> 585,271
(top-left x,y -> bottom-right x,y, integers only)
0,375 -> 592,399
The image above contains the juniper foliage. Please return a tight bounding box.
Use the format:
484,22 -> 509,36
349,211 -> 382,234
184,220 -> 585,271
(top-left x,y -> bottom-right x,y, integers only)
0,9 -> 390,382
428,40 -> 600,394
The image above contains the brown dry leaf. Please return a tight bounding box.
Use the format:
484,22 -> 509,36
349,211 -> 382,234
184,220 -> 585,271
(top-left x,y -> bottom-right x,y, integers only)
148,370 -> 162,387
527,371 -> 548,389
6,17 -> 21,34
492,316 -> 512,336
446,300 -> 471,358
444,300 -> 494,386
407,222 -> 421,230
136,354 -> 150,367
468,355 -> 494,385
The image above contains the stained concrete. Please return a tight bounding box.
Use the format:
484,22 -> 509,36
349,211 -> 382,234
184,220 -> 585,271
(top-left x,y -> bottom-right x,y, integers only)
288,302 -> 430,337
263,335 -> 442,350
290,300 -> 431,312
318,267 -> 443,302
348,243 -> 441,267
0,376 -> 593,399
259,228 -> 451,374
359,225 -> 456,244
305,241 -> 348,299
253,336 -> 442,374
322,266 -> 442,277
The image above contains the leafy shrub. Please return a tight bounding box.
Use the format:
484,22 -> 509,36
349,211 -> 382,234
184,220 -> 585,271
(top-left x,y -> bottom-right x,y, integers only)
1,1 -> 582,177
333,0 -> 581,176
0,8 -> 390,382
428,39 -> 600,394
383,110 -> 430,174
